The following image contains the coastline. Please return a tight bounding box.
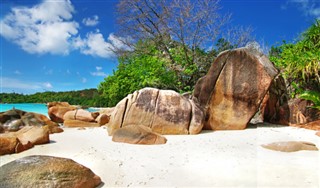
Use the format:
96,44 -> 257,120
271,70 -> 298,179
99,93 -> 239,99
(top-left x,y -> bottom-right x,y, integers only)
1,124 -> 319,187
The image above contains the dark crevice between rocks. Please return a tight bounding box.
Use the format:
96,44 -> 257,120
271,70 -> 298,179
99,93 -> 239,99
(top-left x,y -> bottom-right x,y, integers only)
187,99 -> 193,134
119,98 -> 129,129
205,51 -> 231,108
74,109 -> 78,120
150,89 -> 160,130
123,91 -> 139,125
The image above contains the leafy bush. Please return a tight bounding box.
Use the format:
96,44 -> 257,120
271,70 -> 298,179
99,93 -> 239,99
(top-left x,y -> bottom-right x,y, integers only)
270,20 -> 320,97
299,90 -> 320,110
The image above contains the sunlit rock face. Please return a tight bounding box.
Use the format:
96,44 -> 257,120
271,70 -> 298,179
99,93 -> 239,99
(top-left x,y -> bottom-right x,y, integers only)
0,155 -> 102,188
194,47 -> 278,130
107,87 -> 204,135
112,124 -> 167,145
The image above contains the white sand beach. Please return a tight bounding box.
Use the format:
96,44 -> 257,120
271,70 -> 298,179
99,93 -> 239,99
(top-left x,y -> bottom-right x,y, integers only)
0,123 -> 319,187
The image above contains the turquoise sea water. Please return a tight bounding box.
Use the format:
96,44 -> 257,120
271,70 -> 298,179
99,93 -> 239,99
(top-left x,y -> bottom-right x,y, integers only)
0,103 -> 48,116
0,103 -> 98,117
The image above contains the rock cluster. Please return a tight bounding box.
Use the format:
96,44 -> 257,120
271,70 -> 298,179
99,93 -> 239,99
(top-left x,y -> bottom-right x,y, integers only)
47,102 -> 110,127
105,47 -> 279,142
0,155 -> 102,188
0,109 -> 62,133
0,109 -> 64,155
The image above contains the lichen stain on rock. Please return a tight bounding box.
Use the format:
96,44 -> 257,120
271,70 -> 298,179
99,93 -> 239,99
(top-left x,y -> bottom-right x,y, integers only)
135,89 -> 158,112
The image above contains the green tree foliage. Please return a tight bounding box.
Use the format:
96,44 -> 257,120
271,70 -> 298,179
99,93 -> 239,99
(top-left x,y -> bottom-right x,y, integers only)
0,89 -> 108,107
270,20 -> 320,98
299,90 -> 320,110
98,41 -> 176,106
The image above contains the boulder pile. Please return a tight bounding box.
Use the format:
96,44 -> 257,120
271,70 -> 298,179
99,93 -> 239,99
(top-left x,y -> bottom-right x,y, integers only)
47,102 -> 110,127
0,109 -> 62,155
107,47 -> 279,138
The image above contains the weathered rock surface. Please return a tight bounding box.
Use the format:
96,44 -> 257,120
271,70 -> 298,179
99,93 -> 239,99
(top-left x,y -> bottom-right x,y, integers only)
291,120 -> 320,130
0,126 -> 50,155
107,87 -> 204,135
47,102 -> 77,123
0,135 -> 19,155
64,120 -> 100,128
48,106 -> 76,123
316,131 -> 320,137
16,126 -> 50,146
0,109 -> 62,133
47,101 -> 72,108
99,107 -> 115,116
63,109 -> 96,122
96,113 -> 110,125
22,112 -> 63,133
112,125 -> 167,145
0,155 -> 102,188
262,141 -> 318,152
282,99 -> 319,126
194,47 -> 278,130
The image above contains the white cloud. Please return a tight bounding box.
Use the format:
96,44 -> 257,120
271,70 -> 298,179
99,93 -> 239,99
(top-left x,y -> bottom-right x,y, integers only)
75,31 -> 115,58
1,77 -> 53,90
73,32 -> 131,58
91,66 -> 108,77
0,0 -> 130,59
82,15 -> 99,26
82,77 -> 87,83
0,0 -> 78,55
288,0 -> 320,18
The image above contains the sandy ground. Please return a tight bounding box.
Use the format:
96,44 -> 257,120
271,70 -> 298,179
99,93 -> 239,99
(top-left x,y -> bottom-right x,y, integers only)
0,123 -> 319,187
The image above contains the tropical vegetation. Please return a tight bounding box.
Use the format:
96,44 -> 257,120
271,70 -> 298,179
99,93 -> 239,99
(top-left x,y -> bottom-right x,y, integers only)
0,89 -> 107,107
270,19 -> 320,108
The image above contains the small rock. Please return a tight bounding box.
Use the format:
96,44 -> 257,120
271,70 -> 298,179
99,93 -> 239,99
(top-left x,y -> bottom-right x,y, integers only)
262,141 -> 318,152
96,113 -> 110,125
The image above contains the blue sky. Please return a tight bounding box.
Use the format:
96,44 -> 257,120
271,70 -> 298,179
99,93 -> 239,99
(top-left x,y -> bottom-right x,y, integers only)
0,0 -> 319,94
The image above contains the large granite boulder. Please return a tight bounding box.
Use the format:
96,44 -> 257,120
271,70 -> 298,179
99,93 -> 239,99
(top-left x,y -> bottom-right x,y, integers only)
47,102 -> 77,123
107,87 -> 204,135
0,155 -> 102,188
262,141 -> 318,152
63,109 -> 96,122
112,125 -> 167,145
194,47 -> 278,130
